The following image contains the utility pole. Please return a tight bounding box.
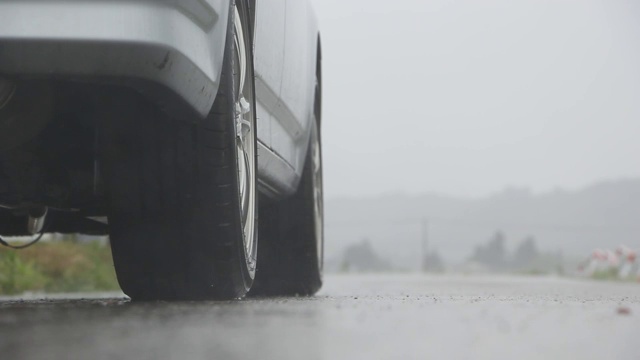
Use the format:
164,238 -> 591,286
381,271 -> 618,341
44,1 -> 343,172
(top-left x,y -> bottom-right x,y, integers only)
421,218 -> 428,272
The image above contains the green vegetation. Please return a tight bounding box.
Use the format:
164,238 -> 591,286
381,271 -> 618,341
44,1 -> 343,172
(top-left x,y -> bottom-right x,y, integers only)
591,268 -> 623,281
0,237 -> 120,295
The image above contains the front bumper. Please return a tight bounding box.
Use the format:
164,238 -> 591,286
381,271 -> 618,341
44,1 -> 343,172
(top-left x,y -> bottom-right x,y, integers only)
0,0 -> 231,118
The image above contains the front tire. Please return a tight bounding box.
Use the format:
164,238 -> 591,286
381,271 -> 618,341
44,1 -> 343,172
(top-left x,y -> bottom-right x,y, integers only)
250,118 -> 324,296
99,1 -> 257,300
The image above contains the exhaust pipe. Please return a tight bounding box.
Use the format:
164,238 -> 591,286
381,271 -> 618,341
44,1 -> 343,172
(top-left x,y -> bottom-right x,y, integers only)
28,207 -> 48,235
0,78 -> 16,110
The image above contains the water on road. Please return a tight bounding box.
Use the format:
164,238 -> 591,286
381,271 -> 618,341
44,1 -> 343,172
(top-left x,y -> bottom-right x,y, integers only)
0,274 -> 638,360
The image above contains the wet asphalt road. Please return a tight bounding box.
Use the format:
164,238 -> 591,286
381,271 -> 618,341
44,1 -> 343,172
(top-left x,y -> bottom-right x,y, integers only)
0,274 -> 639,360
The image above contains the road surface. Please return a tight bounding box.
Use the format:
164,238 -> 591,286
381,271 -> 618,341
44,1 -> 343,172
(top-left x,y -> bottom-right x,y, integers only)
0,274 -> 639,359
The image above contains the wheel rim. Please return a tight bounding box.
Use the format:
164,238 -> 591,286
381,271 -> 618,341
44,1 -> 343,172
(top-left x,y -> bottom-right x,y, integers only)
311,123 -> 324,272
233,5 -> 257,272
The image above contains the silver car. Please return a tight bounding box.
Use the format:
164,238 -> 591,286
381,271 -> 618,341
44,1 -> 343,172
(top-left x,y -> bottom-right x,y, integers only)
0,0 -> 323,300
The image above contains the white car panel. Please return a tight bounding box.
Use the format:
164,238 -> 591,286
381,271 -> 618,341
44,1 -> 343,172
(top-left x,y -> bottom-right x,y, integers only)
254,0 -> 287,148
0,0 -> 232,119
0,0 -> 321,199
271,0 -> 319,177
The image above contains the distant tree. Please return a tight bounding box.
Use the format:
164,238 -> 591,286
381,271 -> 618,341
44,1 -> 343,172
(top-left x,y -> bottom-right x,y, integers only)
512,236 -> 539,268
470,231 -> 507,270
422,250 -> 445,272
341,238 -> 393,272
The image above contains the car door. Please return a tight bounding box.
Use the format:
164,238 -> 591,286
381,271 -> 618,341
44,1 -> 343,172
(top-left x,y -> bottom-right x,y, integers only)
253,0 -> 286,149
272,0 -> 315,175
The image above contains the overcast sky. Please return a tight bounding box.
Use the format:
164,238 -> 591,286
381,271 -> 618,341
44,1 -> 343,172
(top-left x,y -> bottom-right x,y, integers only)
312,0 -> 640,199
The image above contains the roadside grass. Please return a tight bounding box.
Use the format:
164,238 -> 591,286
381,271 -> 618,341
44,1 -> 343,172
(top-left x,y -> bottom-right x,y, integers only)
589,268 -> 638,282
591,268 -> 619,281
0,237 -> 120,295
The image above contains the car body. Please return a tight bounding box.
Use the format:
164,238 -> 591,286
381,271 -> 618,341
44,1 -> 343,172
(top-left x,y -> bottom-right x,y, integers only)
0,0 -> 323,299
0,0 -> 320,200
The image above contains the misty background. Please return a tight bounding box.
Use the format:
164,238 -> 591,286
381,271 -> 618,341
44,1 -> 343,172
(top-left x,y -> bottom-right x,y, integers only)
311,0 -> 640,269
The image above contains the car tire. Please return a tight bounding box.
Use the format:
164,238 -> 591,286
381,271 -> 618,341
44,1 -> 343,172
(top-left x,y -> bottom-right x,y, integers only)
250,116 -> 324,296
98,1 -> 258,300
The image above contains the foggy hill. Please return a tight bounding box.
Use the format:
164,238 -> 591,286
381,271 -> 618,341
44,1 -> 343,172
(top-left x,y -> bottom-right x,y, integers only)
325,179 -> 640,269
